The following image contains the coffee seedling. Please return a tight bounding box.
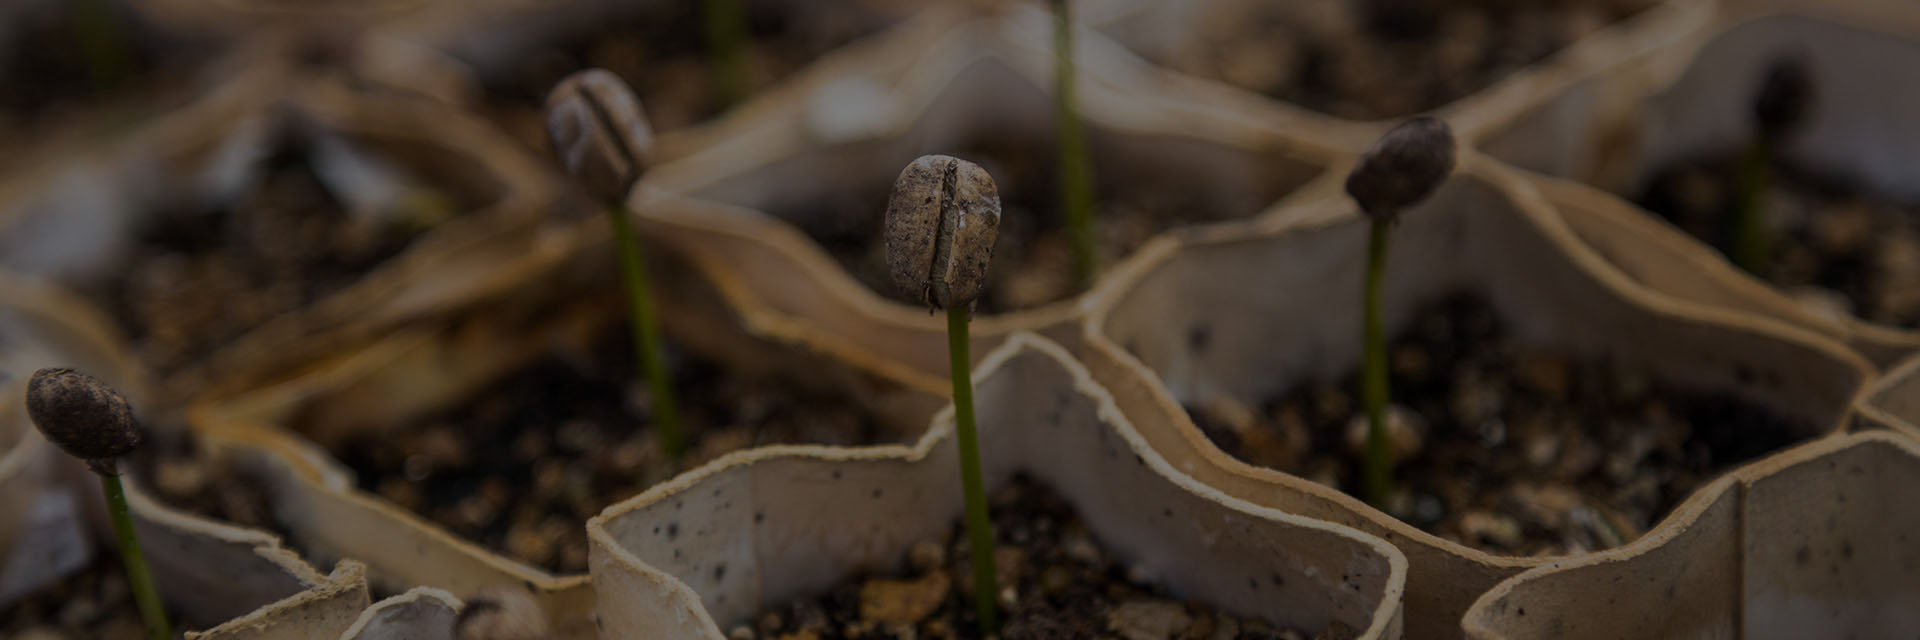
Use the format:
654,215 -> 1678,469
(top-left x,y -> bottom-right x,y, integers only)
1051,0 -> 1098,289
26,368 -> 170,640
1343,116 -> 1455,509
702,0 -> 749,109
546,69 -> 686,458
1729,54 -> 1815,274
884,154 -> 1002,632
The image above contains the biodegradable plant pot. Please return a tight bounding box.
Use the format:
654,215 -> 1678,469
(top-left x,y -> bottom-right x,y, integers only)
0,277 -> 373,638
91,484 -> 372,639
189,233 -> 954,637
167,414 -> 612,639
1075,151 -> 1871,638
1513,168 -> 1874,359
589,333 -> 1406,638
337,586 -> 459,640
1854,350 -> 1920,439
0,63 -> 557,404
1082,0 -> 1692,128
1462,430 -> 1920,639
1480,5 -> 1920,365
633,3 -> 1340,398
188,562 -> 366,639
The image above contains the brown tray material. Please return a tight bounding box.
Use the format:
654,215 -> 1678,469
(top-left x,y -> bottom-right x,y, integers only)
589,333 -> 1407,639
1480,2 -> 1920,366
1463,430 -> 1920,638
1076,149 -> 1870,639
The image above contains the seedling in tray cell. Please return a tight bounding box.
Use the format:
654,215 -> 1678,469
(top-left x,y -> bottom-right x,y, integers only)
883,154 -> 1003,634
1728,54 -> 1815,275
1050,0 -> 1098,290
545,68 -> 687,459
27,368 -> 170,640
1342,116 -> 1456,509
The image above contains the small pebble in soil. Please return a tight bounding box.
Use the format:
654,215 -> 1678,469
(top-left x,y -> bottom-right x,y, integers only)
1188,293 -> 1806,556
335,321 -> 895,574
752,474 -> 1347,640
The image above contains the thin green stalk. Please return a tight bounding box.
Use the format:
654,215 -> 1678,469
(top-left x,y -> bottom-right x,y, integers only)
103,473 -> 171,640
73,0 -> 130,94
1054,0 -> 1097,289
948,305 -> 998,633
1361,219 -> 1392,509
610,205 -> 684,458
701,0 -> 749,109
1729,137 -> 1773,275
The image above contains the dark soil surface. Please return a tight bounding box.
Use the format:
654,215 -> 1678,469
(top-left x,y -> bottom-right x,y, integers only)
800,137 -> 1269,314
1,560 -> 167,639
334,320 -> 896,575
1150,0 -> 1655,120
1639,151 -> 1920,327
0,1 -> 212,133
97,134 -> 473,378
482,2 -> 895,150
128,425 -> 293,544
1188,294 -> 1807,556
751,474 -> 1348,640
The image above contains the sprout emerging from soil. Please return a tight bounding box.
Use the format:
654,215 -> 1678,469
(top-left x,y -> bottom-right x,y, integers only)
1730,54 -> 1816,274
1344,116 -> 1455,509
546,69 -> 686,458
702,0 -> 749,109
883,154 -> 1002,632
26,368 -> 171,640
455,585 -> 552,640
1052,0 -> 1098,289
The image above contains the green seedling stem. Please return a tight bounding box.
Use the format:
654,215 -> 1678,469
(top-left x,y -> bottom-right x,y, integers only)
1361,218 -> 1392,509
1731,55 -> 1812,275
74,0 -> 130,94
103,471 -> 171,640
1729,136 -> 1773,275
701,0 -> 750,109
1345,115 -> 1453,513
1054,0 -> 1097,289
610,204 -> 685,458
947,304 -> 999,633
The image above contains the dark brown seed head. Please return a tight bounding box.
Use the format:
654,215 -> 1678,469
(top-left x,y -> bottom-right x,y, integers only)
1345,116 -> 1457,222
545,68 -> 654,204
454,585 -> 551,640
883,155 -> 1001,310
26,368 -> 141,473
1753,54 -> 1815,140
